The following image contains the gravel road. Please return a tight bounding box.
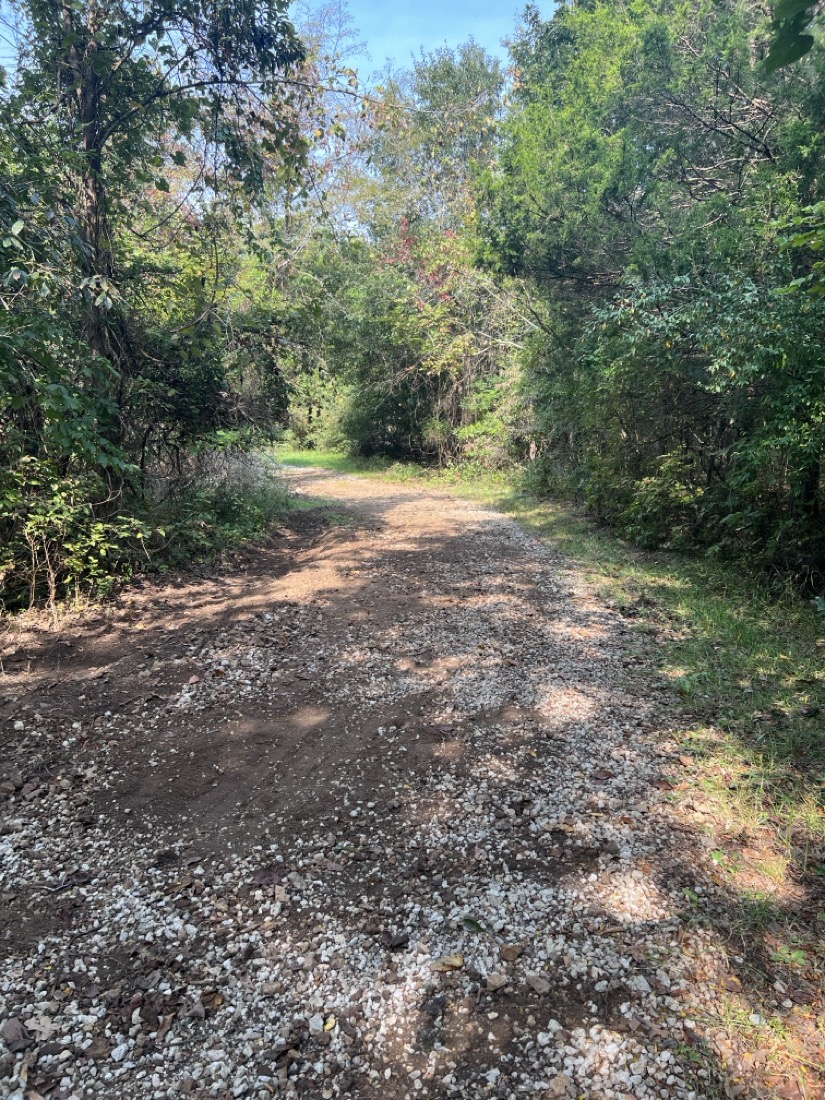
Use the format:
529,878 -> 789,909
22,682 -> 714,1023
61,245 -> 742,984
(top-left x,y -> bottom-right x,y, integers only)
0,468 -> 784,1099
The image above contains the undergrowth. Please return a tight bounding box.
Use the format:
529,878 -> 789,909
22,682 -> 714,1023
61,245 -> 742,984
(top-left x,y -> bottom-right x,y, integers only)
0,451 -> 291,613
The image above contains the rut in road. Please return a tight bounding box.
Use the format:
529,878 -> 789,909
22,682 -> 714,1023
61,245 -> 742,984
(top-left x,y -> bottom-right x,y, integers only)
1,467 -> 756,1099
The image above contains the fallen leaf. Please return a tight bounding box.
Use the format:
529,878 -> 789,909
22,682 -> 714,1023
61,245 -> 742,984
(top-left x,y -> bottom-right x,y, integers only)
156,1013 -> 176,1041
462,917 -> 488,935
27,1015 -> 56,1041
0,1017 -> 33,1052
500,944 -> 522,963
85,1037 -> 110,1059
432,953 -> 464,972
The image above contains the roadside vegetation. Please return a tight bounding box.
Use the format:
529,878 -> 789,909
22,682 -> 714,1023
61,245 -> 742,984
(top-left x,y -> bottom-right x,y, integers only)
4,0 -> 825,609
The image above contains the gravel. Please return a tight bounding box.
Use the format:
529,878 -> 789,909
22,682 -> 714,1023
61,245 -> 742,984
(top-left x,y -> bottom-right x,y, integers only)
0,469 -> 749,1099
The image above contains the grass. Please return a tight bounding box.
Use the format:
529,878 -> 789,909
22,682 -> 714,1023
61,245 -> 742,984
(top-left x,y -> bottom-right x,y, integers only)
279,445 -> 825,1063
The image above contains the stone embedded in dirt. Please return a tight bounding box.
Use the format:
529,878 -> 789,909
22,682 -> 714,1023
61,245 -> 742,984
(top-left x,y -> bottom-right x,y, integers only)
500,943 -> 523,963
486,973 -> 508,991
380,930 -> 410,950
526,973 -> 551,995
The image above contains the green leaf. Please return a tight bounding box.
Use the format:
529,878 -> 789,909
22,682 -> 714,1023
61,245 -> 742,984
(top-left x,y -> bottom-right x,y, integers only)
764,31 -> 815,71
773,0 -> 815,20
11,219 -> 24,236
462,917 -> 488,934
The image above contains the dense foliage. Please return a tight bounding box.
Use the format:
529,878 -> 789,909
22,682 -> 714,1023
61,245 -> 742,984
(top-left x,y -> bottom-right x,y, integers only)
475,0 -> 825,585
0,0 -> 314,604
3,0 -> 825,606
293,0 -> 825,588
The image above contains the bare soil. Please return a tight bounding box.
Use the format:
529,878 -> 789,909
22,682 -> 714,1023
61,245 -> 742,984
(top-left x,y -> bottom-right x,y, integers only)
1,468 -> 822,1100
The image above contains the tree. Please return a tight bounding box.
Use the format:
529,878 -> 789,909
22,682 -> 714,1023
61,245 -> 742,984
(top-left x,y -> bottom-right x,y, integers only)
13,0 -> 306,359
0,0 -> 316,604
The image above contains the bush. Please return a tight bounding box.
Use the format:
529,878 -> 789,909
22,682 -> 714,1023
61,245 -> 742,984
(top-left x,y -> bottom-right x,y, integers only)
0,447 -> 290,610
139,448 -> 290,565
0,458 -> 152,609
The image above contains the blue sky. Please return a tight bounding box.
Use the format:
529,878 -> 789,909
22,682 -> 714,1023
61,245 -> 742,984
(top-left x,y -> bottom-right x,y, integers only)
344,1 -> 541,74
0,1 -> 551,75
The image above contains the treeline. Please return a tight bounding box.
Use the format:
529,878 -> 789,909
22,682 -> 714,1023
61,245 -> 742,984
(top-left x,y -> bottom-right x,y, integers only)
2,0 -> 825,607
288,0 -> 825,588
485,1 -> 825,584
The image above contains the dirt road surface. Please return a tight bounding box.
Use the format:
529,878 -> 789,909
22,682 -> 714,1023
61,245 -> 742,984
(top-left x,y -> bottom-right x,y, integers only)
0,468 -> 815,1099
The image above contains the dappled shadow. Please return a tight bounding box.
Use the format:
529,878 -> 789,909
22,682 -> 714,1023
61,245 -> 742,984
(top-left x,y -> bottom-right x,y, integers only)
0,467 -> 822,1099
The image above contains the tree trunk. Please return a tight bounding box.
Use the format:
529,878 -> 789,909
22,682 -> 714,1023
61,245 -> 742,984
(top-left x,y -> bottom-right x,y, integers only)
78,44 -> 111,355
63,0 -> 112,356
